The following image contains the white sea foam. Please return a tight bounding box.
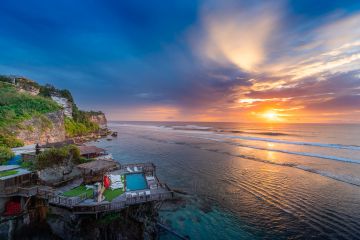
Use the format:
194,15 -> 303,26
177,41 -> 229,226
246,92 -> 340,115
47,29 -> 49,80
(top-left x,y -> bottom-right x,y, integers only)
112,122 -> 360,151
215,134 -> 360,151
192,135 -> 360,164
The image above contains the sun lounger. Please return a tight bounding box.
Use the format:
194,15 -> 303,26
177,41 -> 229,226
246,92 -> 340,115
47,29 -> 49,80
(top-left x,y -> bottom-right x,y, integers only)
131,192 -> 137,197
146,176 -> 155,181
134,166 -> 139,172
145,190 -> 151,196
127,167 -> 133,172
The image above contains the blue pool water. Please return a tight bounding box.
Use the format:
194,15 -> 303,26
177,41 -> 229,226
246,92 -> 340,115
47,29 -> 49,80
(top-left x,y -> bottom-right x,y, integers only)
126,173 -> 148,191
6,155 -> 22,165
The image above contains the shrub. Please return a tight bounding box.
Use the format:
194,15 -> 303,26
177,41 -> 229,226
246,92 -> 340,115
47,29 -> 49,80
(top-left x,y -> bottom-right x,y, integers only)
0,146 -> 14,164
0,134 -> 24,148
64,117 -> 99,137
35,145 -> 81,169
0,82 -> 61,129
0,82 -> 60,149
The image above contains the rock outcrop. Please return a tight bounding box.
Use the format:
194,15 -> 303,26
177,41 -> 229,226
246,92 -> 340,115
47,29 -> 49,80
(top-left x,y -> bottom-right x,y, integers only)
15,110 -> 66,145
51,95 -> 73,118
89,112 -> 107,128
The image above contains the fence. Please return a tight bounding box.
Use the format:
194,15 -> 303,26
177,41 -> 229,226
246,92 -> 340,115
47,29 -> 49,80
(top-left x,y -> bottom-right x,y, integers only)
72,190 -> 173,214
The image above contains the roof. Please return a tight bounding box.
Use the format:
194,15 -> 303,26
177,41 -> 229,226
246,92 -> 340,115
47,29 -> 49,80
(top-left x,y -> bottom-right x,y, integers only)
12,144 -> 36,155
41,139 -> 75,148
0,165 -> 20,172
78,146 -> 106,155
77,159 -> 118,172
0,167 -> 31,180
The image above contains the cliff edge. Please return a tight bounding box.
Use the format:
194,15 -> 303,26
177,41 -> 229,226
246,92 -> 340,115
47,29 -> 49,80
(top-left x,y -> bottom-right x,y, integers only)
0,75 -> 107,163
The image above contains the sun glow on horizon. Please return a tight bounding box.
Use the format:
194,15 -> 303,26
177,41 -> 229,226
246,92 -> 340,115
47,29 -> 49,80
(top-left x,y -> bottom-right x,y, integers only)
263,110 -> 280,121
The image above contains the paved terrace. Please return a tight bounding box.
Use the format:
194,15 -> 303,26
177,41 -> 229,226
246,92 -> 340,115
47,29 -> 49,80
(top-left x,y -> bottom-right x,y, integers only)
6,162 -> 173,214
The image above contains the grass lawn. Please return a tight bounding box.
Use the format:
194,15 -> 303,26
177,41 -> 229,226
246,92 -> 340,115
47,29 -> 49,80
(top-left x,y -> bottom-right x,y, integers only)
103,188 -> 124,202
62,185 -> 93,198
0,170 -> 18,178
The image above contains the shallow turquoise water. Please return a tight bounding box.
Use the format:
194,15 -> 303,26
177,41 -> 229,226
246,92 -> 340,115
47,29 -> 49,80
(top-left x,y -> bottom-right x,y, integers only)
126,173 -> 148,191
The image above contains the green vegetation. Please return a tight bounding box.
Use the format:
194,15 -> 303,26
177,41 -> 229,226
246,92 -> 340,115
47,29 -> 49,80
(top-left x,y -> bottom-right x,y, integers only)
0,82 -> 60,129
62,185 -> 124,201
20,161 -> 33,169
0,169 -> 18,178
35,145 -> 81,169
62,185 -> 93,198
39,83 -> 101,137
103,188 -> 124,202
0,135 -> 23,148
0,76 -> 103,164
64,116 -> 99,137
0,81 -> 61,163
0,146 -> 15,164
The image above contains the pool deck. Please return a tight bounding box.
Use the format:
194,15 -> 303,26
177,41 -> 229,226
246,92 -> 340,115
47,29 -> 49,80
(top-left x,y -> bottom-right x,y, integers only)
1,162 -> 173,214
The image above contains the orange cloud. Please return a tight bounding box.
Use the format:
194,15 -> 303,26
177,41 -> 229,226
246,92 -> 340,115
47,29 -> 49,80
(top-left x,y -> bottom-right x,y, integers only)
197,3 -> 279,72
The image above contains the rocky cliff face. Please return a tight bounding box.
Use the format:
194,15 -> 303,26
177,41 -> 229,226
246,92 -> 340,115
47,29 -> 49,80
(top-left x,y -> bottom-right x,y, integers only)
15,110 -> 66,145
51,95 -> 73,118
89,113 -> 107,128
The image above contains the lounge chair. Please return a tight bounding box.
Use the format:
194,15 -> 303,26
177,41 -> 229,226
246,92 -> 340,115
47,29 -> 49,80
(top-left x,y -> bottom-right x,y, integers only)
146,176 -> 155,181
134,166 -> 139,172
145,190 -> 151,196
127,167 -> 133,172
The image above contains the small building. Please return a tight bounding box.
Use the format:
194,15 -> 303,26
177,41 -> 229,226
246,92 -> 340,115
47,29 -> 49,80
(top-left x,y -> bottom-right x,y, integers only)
78,146 -> 107,159
77,159 -> 119,183
0,165 -> 33,196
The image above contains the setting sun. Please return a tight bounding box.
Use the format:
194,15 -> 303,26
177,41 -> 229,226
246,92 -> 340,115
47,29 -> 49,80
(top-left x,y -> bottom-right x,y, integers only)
263,111 -> 279,121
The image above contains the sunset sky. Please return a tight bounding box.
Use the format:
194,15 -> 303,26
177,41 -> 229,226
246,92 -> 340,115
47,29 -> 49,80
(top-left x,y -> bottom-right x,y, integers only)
0,0 -> 360,123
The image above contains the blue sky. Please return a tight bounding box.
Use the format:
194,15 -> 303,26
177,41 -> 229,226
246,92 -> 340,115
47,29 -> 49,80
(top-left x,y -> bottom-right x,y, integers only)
1,0 -> 360,122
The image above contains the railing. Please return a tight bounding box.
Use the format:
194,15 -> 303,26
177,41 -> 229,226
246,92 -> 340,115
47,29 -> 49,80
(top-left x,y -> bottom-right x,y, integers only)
0,185 -> 39,197
18,186 -> 39,196
121,162 -> 155,172
72,190 -> 173,214
0,187 -> 19,196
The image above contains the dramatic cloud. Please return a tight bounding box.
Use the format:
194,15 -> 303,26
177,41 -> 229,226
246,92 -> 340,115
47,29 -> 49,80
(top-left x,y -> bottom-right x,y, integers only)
0,0 -> 359,122
197,2 -> 280,72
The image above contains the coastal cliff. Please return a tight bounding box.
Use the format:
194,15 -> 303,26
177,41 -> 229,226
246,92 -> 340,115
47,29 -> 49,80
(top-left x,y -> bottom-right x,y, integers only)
0,75 -> 108,162
15,110 -> 66,145
89,112 -> 107,128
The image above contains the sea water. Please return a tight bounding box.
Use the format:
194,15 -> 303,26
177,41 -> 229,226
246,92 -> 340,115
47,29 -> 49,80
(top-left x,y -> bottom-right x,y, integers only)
91,122 -> 360,239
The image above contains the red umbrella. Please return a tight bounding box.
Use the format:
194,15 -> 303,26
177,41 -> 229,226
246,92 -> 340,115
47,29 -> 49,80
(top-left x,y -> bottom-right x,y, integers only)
103,175 -> 111,189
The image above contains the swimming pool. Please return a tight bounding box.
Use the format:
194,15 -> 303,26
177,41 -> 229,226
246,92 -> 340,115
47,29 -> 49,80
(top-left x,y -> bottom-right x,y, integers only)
126,173 -> 148,191
7,155 -> 22,165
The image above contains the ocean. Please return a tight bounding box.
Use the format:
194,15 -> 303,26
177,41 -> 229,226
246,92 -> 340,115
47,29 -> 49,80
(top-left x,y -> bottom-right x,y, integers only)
91,122 -> 360,239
